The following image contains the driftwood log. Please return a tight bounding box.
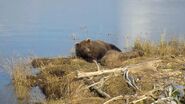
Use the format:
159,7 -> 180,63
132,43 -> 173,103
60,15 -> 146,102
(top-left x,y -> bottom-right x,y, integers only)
77,60 -> 161,78
77,67 -> 127,78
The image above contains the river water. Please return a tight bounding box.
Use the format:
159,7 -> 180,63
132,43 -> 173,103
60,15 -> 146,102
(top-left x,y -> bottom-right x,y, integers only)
0,0 -> 185,103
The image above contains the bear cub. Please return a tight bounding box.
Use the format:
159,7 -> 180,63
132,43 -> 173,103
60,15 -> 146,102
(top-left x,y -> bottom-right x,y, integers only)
75,39 -> 121,62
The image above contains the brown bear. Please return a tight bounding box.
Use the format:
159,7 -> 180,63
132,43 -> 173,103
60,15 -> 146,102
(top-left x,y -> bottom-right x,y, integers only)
75,39 -> 121,62
100,50 -> 124,68
100,50 -> 144,68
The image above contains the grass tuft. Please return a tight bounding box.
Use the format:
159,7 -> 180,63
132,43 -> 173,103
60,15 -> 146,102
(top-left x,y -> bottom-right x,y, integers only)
1,57 -> 33,103
133,37 -> 185,57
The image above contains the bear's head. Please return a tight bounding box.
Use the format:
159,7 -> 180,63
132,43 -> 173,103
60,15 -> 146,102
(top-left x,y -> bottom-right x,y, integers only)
75,39 -> 94,60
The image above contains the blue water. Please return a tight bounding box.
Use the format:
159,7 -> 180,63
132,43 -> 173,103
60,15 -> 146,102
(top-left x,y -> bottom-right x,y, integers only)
0,66 -> 17,104
0,83 -> 17,104
0,0 -> 185,103
0,67 -> 10,89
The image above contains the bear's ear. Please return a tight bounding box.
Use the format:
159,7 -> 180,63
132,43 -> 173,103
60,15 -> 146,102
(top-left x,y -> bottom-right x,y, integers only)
75,42 -> 80,47
86,38 -> 91,43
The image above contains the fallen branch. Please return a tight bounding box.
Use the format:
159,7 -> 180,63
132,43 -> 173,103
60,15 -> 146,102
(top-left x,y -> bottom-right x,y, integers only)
131,95 -> 148,104
77,67 -> 127,78
103,95 -> 123,104
83,78 -> 111,98
131,85 -> 163,104
77,60 -> 161,78
151,97 -> 174,104
86,78 -> 103,88
123,68 -> 140,90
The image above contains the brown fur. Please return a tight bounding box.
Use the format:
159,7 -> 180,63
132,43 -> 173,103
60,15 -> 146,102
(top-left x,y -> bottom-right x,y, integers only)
100,50 -> 144,68
100,50 -> 124,67
123,50 -> 144,59
75,39 -> 121,62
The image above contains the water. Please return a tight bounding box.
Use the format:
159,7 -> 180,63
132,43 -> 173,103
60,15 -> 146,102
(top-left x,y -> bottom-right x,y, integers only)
118,0 -> 185,46
0,84 -> 17,104
0,66 -> 17,104
0,0 -> 185,103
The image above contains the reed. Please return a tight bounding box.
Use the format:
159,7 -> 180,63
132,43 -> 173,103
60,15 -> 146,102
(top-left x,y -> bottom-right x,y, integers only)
133,37 -> 185,56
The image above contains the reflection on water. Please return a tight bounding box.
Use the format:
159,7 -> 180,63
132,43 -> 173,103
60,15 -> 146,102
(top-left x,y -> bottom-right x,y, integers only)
118,0 -> 185,47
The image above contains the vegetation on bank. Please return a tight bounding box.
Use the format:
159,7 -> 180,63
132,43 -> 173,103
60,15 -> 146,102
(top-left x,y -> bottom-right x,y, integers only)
134,37 -> 185,56
10,38 -> 185,104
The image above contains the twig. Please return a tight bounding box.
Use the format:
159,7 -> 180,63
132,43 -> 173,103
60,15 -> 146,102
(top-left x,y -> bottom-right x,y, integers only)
151,97 -> 173,104
123,69 -> 140,90
93,60 -> 100,71
103,95 -> 123,104
131,95 -> 148,104
99,75 -> 112,88
128,84 -> 163,104
83,78 -> 111,98
87,75 -> 112,89
86,78 -> 103,88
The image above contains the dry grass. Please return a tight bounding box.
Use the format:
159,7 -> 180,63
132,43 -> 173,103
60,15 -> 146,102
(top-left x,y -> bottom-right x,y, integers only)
1,57 -> 33,103
134,37 -> 185,56
12,67 -> 31,103
28,58 -> 103,103
7,38 -> 185,104
11,56 -> 185,104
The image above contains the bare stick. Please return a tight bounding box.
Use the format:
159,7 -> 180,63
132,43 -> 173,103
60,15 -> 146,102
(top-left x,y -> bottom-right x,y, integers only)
83,78 -> 111,98
103,95 -> 123,104
87,75 -> 112,89
131,96 -> 148,104
93,60 -> 100,71
151,97 -> 172,104
131,85 -> 164,104
86,79 -> 103,88
77,67 -> 127,78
